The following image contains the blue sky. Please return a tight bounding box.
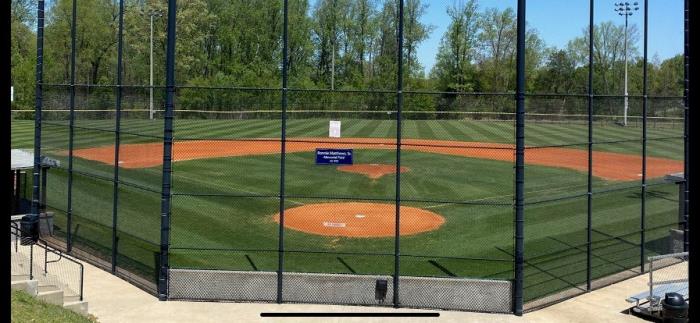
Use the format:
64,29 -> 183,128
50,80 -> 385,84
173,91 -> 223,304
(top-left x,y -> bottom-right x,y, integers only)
417,0 -> 685,73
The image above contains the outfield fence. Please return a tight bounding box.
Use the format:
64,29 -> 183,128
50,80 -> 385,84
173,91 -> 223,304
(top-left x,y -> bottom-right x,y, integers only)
21,0 -> 689,315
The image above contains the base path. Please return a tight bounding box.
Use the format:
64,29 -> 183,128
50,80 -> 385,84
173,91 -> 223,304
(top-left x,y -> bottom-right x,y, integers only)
70,137 -> 683,181
337,164 -> 409,179
272,202 -> 445,238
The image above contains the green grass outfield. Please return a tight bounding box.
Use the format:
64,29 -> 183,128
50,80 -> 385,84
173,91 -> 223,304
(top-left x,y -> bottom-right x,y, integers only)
11,118 -> 685,302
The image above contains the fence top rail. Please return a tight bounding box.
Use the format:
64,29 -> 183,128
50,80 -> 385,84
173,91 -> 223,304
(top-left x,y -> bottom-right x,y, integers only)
648,252 -> 689,261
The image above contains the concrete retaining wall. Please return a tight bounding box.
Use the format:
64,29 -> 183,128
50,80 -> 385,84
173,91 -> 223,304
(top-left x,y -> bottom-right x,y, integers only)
169,269 -> 512,313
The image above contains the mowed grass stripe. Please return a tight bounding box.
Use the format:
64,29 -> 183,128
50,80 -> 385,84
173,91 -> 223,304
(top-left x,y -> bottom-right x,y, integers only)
198,120 -> 280,139
384,120 -> 397,139
352,120 -> 382,138
174,119 -> 270,138
120,120 -> 163,137
401,120 -> 419,138
335,118 -> 370,137
176,120 -> 250,139
11,121 -> 35,148
525,124 -> 588,146
224,120 -> 281,138
593,124 -> 644,140
646,144 -> 684,160
467,121 -> 512,143
425,120 -> 457,141
440,120 -> 479,142
415,119 -> 437,140
286,119 -> 329,137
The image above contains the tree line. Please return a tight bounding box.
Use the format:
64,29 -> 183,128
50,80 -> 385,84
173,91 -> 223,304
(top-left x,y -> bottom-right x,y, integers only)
11,0 -> 684,118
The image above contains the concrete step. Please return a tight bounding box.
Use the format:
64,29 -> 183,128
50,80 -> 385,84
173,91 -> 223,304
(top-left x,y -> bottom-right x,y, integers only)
37,286 -> 64,306
11,274 -> 30,282
38,285 -> 61,293
63,300 -> 89,315
11,280 -> 38,296
63,295 -> 81,303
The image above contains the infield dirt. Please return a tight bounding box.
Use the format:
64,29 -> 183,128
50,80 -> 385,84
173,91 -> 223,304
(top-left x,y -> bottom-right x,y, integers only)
272,202 -> 445,237
71,137 -> 683,181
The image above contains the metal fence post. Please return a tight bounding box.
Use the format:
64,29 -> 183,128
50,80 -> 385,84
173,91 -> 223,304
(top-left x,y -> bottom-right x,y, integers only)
29,244 -> 34,280
586,0 -> 594,292
66,0 -> 77,253
393,0 -> 404,309
640,0 -> 648,273
31,0 -> 45,231
513,0 -> 526,316
159,0 -> 177,301
682,0 -> 689,254
276,0 -> 289,304
111,0 -> 125,274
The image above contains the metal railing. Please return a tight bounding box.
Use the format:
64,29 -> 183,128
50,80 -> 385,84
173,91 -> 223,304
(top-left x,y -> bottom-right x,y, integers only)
647,251 -> 689,311
10,222 -> 84,301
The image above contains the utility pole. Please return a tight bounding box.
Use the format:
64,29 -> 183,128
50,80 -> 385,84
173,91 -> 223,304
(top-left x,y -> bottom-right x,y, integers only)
615,2 -> 639,126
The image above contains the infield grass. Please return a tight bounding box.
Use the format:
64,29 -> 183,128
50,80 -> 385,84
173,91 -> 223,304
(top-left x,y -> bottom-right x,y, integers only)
11,117 -> 684,302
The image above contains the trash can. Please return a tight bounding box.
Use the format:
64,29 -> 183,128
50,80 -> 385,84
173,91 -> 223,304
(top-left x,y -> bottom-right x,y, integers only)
661,292 -> 688,323
20,215 -> 39,245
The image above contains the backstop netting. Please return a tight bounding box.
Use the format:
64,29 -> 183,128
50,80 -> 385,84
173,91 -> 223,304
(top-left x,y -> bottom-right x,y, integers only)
15,0 -> 688,314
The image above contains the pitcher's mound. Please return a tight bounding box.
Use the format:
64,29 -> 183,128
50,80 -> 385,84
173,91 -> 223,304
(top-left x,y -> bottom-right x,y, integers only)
337,164 -> 409,179
273,202 -> 444,238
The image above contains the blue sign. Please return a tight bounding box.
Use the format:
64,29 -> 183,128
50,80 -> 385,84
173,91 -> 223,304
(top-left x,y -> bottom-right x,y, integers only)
315,149 -> 353,165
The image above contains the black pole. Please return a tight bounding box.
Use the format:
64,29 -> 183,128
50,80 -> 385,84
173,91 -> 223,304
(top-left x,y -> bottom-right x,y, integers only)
31,0 -> 45,235
111,0 -> 125,274
513,0 -> 526,316
393,0 -> 404,308
683,0 -> 690,252
683,0 -> 691,302
682,0 -> 689,254
586,0 -> 594,292
276,0 -> 289,304
158,0 -> 177,301
640,0 -> 648,273
66,0 -> 77,253
41,167 -> 47,213
13,171 -> 20,212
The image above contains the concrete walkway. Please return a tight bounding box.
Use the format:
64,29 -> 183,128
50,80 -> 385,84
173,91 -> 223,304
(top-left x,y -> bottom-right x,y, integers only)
79,260 -> 686,323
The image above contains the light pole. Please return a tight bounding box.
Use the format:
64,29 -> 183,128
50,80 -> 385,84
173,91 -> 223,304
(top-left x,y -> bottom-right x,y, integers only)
614,2 -> 639,126
142,10 -> 163,120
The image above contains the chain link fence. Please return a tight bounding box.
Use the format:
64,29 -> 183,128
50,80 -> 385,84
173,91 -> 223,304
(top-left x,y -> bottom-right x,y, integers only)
19,0 -> 688,315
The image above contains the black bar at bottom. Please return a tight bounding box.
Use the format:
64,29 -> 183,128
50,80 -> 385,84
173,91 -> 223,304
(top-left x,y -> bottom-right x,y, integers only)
260,313 -> 439,317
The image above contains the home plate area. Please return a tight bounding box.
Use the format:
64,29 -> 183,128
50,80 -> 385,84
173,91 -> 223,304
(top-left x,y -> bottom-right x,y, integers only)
273,202 -> 445,238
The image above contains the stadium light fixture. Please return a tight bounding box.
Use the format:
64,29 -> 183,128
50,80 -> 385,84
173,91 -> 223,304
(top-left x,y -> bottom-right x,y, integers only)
614,1 -> 639,126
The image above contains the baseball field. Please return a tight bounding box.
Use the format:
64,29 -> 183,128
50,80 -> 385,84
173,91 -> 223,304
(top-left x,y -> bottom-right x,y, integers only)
11,115 -> 684,302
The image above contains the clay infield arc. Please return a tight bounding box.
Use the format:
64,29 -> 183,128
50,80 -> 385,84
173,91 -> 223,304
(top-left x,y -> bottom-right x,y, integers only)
71,137 -> 683,181
272,202 -> 445,238
337,164 -> 409,179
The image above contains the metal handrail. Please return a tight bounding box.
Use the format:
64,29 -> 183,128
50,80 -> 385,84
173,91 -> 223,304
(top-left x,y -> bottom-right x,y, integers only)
647,251 -> 688,311
10,224 -> 84,301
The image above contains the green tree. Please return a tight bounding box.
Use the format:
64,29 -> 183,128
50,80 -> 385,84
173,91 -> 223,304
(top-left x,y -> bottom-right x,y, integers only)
430,0 -> 479,92
567,21 -> 640,95
11,0 -> 36,109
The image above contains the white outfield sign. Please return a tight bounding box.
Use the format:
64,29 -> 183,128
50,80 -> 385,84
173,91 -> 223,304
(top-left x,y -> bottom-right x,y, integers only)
329,120 -> 341,138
